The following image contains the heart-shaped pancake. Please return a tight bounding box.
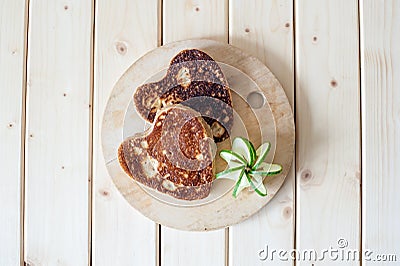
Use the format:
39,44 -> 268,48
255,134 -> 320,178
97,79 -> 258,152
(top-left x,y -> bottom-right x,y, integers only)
118,105 -> 215,200
133,49 -> 233,142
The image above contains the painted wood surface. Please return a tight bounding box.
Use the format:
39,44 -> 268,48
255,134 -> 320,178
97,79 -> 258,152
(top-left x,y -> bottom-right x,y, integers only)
361,0 -> 400,264
24,0 -> 92,265
162,0 -> 227,265
229,0 -> 295,265
295,0 -> 361,265
93,0 -> 158,265
0,1 -> 26,265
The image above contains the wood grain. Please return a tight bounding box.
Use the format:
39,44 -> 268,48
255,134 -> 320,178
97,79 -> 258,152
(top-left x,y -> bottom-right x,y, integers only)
163,0 -> 228,44
295,0 -> 360,265
361,0 -> 400,264
162,1 -> 228,265
24,0 -> 92,265
229,0 -> 295,265
1,1 -> 388,265
0,1 -> 27,265
162,229 -> 225,266
93,0 -> 158,265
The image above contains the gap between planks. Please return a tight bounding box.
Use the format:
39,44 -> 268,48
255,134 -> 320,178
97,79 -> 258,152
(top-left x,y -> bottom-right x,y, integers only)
88,0 -> 97,265
158,0 -> 163,47
20,0 -> 31,264
293,0 -> 297,265
358,0 -> 363,264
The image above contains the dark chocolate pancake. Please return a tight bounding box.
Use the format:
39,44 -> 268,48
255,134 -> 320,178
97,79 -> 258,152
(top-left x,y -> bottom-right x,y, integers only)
118,105 -> 214,200
133,49 -> 233,142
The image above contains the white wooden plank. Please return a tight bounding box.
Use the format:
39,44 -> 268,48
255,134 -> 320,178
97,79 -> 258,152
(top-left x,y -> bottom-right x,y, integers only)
93,0 -> 158,265
163,0 -> 227,44
228,0 -> 294,265
0,0 -> 27,265
295,0 -> 360,265
162,0 -> 227,265
162,229 -> 225,266
24,0 -> 92,265
361,0 -> 400,264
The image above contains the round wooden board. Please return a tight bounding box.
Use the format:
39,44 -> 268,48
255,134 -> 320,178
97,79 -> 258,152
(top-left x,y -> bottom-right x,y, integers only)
102,39 -> 295,231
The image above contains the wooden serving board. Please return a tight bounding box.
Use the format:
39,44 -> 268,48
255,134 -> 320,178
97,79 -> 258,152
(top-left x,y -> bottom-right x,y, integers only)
101,39 -> 294,231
